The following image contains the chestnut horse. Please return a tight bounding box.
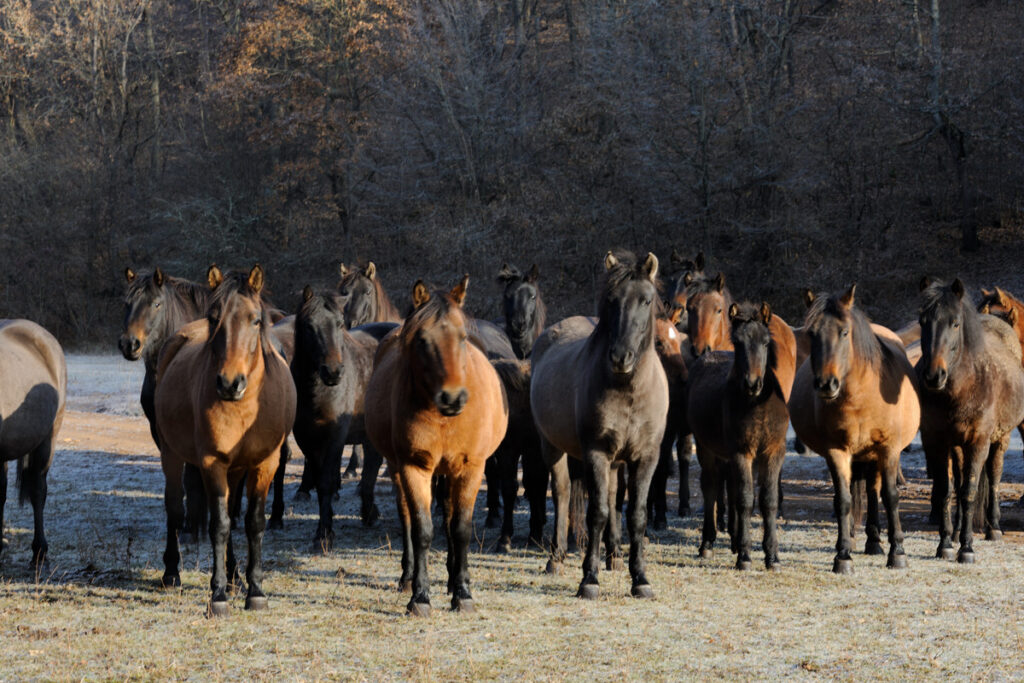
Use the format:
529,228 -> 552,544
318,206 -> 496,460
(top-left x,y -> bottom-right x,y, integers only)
789,285 -> 919,573
917,278 -> 1024,563
364,277 -> 507,616
0,320 -> 66,570
531,251 -> 668,600
688,302 -> 791,569
154,266 -> 296,615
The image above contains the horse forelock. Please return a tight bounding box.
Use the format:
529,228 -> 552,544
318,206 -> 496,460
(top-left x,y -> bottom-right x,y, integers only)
401,291 -> 464,344
207,271 -> 275,357
804,292 -> 881,370
598,250 -> 663,315
730,302 -> 776,372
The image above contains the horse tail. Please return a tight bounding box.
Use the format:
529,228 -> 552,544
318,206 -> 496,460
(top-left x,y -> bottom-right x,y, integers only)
850,476 -> 865,536
974,466 -> 990,533
16,454 -> 30,506
568,458 -> 588,549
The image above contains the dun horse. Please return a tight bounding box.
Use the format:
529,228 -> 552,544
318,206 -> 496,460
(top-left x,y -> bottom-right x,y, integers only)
789,285 -> 919,573
531,251 -> 668,600
154,266 -> 295,615
917,278 -> 1024,563
0,320 -> 66,570
364,277 -> 507,616
337,262 -> 403,327
688,303 -> 791,569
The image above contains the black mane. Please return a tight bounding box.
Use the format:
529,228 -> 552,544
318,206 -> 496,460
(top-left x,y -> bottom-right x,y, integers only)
804,291 -> 882,369
920,280 -> 985,353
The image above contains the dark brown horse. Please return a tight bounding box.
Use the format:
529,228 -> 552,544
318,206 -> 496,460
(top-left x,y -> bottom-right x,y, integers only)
917,278 -> 1024,563
154,266 -> 296,615
531,251 -> 668,600
364,277 -> 508,616
0,320 -> 66,570
497,262 -> 546,359
337,262 -> 403,327
789,285 -> 919,573
688,302 -> 791,569
291,287 -> 394,545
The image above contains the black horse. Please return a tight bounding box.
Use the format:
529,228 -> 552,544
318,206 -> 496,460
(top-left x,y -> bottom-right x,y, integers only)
291,286 -> 396,545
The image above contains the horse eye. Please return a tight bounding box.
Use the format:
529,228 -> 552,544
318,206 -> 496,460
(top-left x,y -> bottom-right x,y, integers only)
644,298 -> 651,306
253,317 -> 262,327
154,301 -> 162,309
953,321 -> 961,329
339,288 -> 349,296
716,308 -> 722,314
530,294 -> 536,300
655,340 -> 663,349
841,328 -> 849,337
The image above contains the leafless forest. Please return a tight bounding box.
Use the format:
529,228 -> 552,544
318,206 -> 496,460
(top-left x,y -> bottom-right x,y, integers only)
2,0 -> 1023,344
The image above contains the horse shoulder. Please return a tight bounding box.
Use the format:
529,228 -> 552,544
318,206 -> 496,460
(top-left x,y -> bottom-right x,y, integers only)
981,314 -> 1023,364
155,319 -> 207,384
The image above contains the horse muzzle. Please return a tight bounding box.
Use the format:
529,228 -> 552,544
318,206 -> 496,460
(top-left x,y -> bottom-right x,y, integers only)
319,364 -> 343,386
813,375 -> 841,401
744,376 -> 763,397
609,349 -> 636,375
216,373 -> 248,401
920,366 -> 948,392
119,335 -> 143,361
436,388 -> 468,417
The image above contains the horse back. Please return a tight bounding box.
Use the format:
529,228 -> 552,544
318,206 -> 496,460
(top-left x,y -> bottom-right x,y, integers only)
979,317 -> 1024,436
768,314 -> 797,400
685,352 -> 732,458
0,320 -> 67,458
530,317 -> 595,459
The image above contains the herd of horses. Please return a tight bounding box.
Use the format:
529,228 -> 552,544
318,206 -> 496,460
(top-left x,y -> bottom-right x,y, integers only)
1,249 -> 1023,619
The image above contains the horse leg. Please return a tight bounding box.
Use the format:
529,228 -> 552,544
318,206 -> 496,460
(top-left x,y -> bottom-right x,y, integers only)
578,451 -> 610,600
697,448 -> 719,558
268,439 -> 290,530
183,463 -> 206,541
484,455 -> 501,529
956,442 -> 987,563
543,440 -> 569,574
715,460 -> 728,533
202,463 -> 232,617
826,452 -> 854,574
343,443 -> 361,480
648,433 -> 672,531
626,454 -> 657,598
399,465 -> 434,616
983,436 -> 1007,541
0,461 -> 6,557
23,438 -> 52,574
359,441 -> 383,527
243,455 -> 277,610
863,464 -> 884,555
496,446 -> 519,553
315,428 -> 348,549
392,466 -> 414,592
732,454 -> 754,570
760,447 -> 784,570
522,444 -> 548,549
727,458 -> 740,553
447,460 -> 486,612
604,464 -> 623,571
677,433 -> 692,517
881,454 -> 907,569
933,448 -> 955,559
295,453 -> 314,502
160,455 -> 186,588
226,470 -> 246,593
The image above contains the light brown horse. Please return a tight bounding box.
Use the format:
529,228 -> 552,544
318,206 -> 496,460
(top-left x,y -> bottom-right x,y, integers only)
978,287 -> 1024,449
789,285 -> 920,573
0,320 -> 66,570
364,277 -> 507,616
154,265 -> 296,615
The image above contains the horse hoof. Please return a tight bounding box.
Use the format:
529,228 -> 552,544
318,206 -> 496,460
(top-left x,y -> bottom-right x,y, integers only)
207,601 -> 230,618
407,601 -> 432,617
544,559 -> 563,575
452,597 -> 475,613
864,541 -> 884,556
652,516 -> 667,531
765,561 -> 780,572
161,574 -> 181,589
267,517 -> 283,531
293,489 -> 311,502
494,538 -> 512,554
698,547 -> 713,560
887,553 -> 907,569
985,529 -> 1003,542
361,505 -> 380,527
485,515 -> 500,529
677,506 -> 691,518
607,556 -> 624,571
957,550 -> 976,564
630,583 -> 654,599
245,595 -> 269,611
832,558 -> 854,575
937,546 -> 956,561
577,583 -> 599,600
736,559 -> 752,571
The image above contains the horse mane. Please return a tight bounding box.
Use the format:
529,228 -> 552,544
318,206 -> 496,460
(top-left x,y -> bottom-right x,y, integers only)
208,271 -> 276,357
402,290 -> 460,343
598,250 -> 663,313
685,272 -> 731,305
804,291 -> 882,370
920,280 -> 986,353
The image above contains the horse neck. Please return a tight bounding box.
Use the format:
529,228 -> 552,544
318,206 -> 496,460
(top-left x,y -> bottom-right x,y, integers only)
143,291 -> 206,370
375,281 -> 401,322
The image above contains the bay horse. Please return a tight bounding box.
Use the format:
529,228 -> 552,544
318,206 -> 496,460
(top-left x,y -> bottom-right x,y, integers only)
648,305 -> 693,528
154,265 -> 296,615
364,277 -> 507,616
531,251 -> 668,600
291,286 -> 395,545
789,285 -> 919,573
917,278 -> 1024,563
0,320 -> 66,570
667,249 -> 705,330
688,302 -> 791,569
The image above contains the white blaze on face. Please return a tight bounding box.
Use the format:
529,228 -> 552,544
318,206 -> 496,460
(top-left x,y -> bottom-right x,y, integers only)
667,327 -> 678,341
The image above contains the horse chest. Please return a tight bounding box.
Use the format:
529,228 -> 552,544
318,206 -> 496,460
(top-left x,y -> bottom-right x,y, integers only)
582,388 -> 664,459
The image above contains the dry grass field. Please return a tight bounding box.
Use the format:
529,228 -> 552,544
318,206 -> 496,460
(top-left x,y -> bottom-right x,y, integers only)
1,355 -> 1023,680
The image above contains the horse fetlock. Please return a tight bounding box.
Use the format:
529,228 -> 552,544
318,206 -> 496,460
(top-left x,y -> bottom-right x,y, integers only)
606,555 -> 624,571
161,572 -> 182,589
398,577 -> 412,593
735,553 -> 752,571
985,528 -> 1003,541
361,503 -> 380,527
494,536 -> 512,554
406,597 -> 432,617
698,545 -> 713,560
864,540 -> 884,556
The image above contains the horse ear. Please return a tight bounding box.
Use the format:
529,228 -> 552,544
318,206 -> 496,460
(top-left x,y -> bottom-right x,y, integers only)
668,306 -> 683,326
497,263 -> 520,283
449,275 -> 470,307
670,248 -> 684,267
994,287 -> 1009,306
124,267 -> 136,283
980,288 -> 993,299
803,289 -> 816,309
840,283 -> 857,309
643,253 -> 659,282
951,278 -> 965,299
604,251 -> 618,271
302,285 -> 314,303
714,272 -> 725,292
364,262 -> 376,280
1008,308 -> 1019,326
527,263 -> 539,283
728,303 -> 740,321
760,301 -> 772,325
153,267 -> 165,288
695,252 -> 706,271
919,275 -> 931,292
412,280 -> 430,309
207,264 -> 223,290
248,265 -> 265,294
683,272 -> 694,286
339,263 -> 349,277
